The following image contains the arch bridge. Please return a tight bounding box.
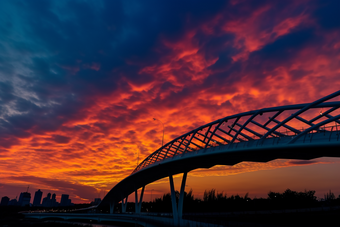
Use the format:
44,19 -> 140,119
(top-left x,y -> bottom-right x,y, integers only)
99,90 -> 340,225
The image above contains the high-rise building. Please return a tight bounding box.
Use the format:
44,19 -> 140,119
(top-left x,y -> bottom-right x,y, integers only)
18,192 -> 31,206
1,196 -> 9,206
60,194 -> 70,206
51,193 -> 57,207
33,189 -> 43,206
42,193 -> 51,207
8,199 -> 18,206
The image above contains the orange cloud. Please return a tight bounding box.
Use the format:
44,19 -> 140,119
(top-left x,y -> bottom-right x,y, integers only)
1,0 -> 340,203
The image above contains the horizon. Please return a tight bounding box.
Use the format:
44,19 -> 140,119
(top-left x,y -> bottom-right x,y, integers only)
3,180 -> 340,205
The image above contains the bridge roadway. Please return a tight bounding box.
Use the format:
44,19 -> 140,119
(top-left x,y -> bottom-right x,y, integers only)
23,212 -> 224,227
100,130 -> 340,212
22,204 -> 340,227
104,130 -> 340,203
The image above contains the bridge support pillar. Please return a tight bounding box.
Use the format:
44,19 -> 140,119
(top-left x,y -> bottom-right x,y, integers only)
121,195 -> 128,213
109,201 -> 115,214
134,185 -> 145,214
169,172 -> 187,225
178,172 -> 187,219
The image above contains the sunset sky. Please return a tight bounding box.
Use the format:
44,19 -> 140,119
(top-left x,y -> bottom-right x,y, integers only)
1,0 -> 340,204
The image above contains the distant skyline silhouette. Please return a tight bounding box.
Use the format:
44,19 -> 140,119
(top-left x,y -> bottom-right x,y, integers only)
1,189 -> 73,207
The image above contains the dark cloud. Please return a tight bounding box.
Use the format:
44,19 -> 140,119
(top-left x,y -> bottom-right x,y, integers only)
1,176 -> 98,201
249,28 -> 315,66
289,160 -> 317,165
52,134 -> 71,144
0,81 -> 15,103
313,0 -> 340,30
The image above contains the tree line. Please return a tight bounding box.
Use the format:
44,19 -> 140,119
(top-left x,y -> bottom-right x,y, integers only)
138,188 -> 340,213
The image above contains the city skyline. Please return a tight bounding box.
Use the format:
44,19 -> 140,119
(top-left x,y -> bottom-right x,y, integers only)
0,188 -> 74,207
1,0 -> 340,203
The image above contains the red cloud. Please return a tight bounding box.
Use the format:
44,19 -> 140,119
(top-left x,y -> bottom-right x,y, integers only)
2,1 -> 340,202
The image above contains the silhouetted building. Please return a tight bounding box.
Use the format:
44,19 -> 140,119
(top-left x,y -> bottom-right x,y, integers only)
91,198 -> 101,205
33,189 -> 43,206
60,194 -> 71,206
51,193 -> 58,207
18,192 -> 31,206
8,199 -> 18,206
1,196 -> 9,206
42,193 -> 51,207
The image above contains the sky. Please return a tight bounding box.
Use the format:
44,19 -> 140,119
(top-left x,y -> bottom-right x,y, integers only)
1,0 -> 340,204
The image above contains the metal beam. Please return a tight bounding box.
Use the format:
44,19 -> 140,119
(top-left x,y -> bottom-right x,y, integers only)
230,112 -> 259,143
154,148 -> 167,163
178,172 -> 187,219
324,114 -> 340,125
295,115 -> 314,126
171,142 -> 185,150
134,188 -> 138,214
228,117 -> 240,134
263,110 -> 283,127
310,106 -> 340,123
289,114 -> 340,144
110,201 -> 115,214
270,118 -> 301,134
217,127 -> 241,142
261,90 -> 340,141
235,123 -> 262,138
164,143 -> 174,159
121,195 -> 128,213
168,148 -> 178,155
210,138 -> 224,145
228,125 -> 253,141
134,186 -> 145,214
139,186 -> 145,213
182,131 -> 197,155
250,120 -> 285,137
169,174 -> 178,224
204,125 -> 212,142
210,131 -> 231,143
193,135 -> 207,145
131,96 -> 340,174
184,138 -> 203,149
205,121 -> 225,149
172,137 -> 186,156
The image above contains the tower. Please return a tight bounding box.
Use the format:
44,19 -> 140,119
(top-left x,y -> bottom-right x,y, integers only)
18,192 -> 31,206
33,189 -> 43,206
60,194 -> 69,206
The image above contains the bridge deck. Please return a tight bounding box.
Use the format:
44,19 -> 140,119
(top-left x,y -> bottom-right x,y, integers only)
102,130 -> 340,207
97,90 -> 340,219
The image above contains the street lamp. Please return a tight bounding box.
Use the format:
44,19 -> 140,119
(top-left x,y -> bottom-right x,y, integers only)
153,118 -> 164,147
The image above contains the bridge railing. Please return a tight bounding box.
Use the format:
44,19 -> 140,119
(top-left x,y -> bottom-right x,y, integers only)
132,91 -> 340,174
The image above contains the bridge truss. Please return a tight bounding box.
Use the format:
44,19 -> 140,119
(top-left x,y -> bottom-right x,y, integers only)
99,90 -> 340,226
134,90 -> 340,174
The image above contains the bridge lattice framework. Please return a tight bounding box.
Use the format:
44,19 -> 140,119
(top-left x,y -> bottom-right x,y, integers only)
101,90 -> 340,225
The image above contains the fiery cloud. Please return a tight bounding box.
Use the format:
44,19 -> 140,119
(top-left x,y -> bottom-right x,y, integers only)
0,0 -> 340,202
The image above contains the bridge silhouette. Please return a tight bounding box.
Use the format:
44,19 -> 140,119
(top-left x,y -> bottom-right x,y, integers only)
25,90 -> 340,226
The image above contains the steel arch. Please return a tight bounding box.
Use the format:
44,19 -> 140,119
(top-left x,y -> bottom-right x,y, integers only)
99,90 -> 340,210
133,90 -> 340,174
